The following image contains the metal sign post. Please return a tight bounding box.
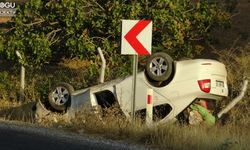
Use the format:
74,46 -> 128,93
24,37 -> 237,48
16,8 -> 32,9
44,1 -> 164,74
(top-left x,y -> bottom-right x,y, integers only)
121,19 -> 152,123
131,54 -> 138,122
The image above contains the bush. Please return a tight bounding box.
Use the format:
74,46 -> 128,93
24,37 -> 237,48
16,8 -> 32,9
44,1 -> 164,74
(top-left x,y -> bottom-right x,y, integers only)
215,43 -> 250,125
0,0 -> 230,69
0,71 -> 19,101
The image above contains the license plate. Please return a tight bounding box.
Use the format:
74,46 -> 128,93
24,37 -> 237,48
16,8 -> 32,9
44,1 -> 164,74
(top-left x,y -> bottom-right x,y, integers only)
216,80 -> 224,87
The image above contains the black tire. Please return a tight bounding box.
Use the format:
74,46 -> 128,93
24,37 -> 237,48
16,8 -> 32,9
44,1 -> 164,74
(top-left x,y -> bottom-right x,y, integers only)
145,52 -> 173,82
48,82 -> 74,111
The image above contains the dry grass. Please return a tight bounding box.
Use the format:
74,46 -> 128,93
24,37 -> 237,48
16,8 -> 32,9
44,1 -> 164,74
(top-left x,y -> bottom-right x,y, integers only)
59,57 -> 92,70
215,43 -> 250,89
67,104 -> 250,150
214,42 -> 250,126
150,124 -> 250,150
0,98 -> 249,150
0,17 -> 12,23
0,100 -> 35,123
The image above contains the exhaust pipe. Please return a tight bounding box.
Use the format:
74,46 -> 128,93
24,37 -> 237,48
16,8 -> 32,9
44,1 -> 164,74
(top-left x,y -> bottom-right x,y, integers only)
217,78 -> 249,119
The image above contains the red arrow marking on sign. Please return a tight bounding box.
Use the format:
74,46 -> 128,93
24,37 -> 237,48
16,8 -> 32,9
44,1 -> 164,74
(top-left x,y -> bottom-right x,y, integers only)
124,20 -> 151,55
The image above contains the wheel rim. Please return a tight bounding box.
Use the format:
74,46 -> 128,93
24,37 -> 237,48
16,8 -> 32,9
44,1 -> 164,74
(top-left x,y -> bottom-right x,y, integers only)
51,87 -> 70,106
149,57 -> 168,76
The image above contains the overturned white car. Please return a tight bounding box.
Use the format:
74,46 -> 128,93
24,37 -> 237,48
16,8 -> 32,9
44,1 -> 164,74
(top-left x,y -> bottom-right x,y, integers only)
36,52 -> 233,124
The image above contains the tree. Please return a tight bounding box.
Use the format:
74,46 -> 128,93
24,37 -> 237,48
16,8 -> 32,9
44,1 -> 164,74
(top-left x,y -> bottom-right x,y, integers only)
0,0 -> 230,68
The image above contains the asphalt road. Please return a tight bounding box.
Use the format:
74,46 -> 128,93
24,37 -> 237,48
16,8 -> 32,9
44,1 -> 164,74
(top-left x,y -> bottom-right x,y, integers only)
0,121 -> 148,150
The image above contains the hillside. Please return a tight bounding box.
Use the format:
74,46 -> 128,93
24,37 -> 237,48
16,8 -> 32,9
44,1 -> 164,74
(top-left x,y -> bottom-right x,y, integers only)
201,0 -> 250,58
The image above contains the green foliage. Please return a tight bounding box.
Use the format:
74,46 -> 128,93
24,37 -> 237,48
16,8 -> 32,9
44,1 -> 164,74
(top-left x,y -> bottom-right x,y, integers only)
0,34 -> 4,51
0,0 -> 230,68
1,0 -> 95,67
148,0 -> 230,58
0,71 -> 18,101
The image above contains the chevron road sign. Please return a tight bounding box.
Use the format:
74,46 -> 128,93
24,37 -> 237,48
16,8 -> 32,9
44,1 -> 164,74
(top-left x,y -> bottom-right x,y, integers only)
121,20 -> 152,55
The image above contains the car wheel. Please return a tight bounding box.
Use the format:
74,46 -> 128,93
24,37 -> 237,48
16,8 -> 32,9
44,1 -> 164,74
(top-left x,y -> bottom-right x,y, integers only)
145,52 -> 173,82
48,82 -> 74,111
